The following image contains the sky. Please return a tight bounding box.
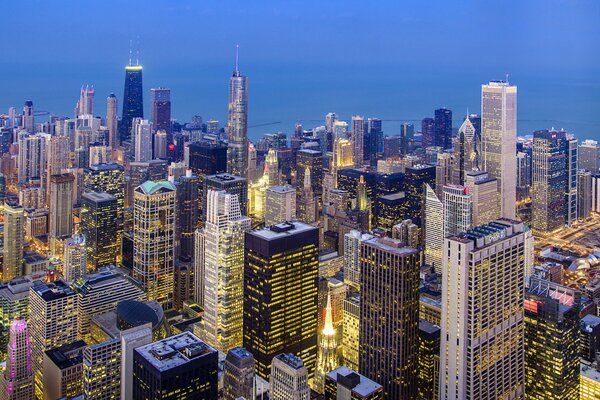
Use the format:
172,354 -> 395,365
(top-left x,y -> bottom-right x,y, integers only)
1,0 -> 600,141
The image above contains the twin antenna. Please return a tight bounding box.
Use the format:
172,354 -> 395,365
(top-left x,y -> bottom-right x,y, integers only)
129,38 -> 140,66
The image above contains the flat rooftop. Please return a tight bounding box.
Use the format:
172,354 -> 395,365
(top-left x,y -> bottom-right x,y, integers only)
135,332 -> 216,372
362,236 -> 418,255
326,366 -> 383,396
250,221 -> 316,241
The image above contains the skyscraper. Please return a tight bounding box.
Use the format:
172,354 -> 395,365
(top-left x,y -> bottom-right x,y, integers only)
133,118 -> 152,162
297,166 -> 317,224
351,115 -> 365,167
464,170 -> 500,226
106,93 -> 118,148
451,115 -> 480,185
579,139 -> 599,172
578,169 -> 593,220
324,366 -> 384,400
77,85 -> 95,116
82,338 -> 121,400
176,170 -> 199,258
359,236 -> 420,399
566,136 -> 578,226
421,117 -> 435,149
343,230 -> 374,291
48,173 -> 75,250
265,185 -> 296,226
525,278 -> 580,400
22,101 -> 34,133
3,201 -> 24,281
227,46 -> 249,178
0,318 -> 34,400
17,132 -> 44,183
197,190 -> 250,352
366,118 -> 383,166
80,192 -> 119,269
203,173 -> 248,221
223,347 -> 255,400
481,80 -> 517,219
440,219 -> 525,400
270,353 -> 310,400
434,107 -> 452,149
133,181 -> 176,310
150,87 -> 171,135
62,234 -> 87,282
120,57 -> 143,144
443,184 -> 472,238
244,221 -> 319,379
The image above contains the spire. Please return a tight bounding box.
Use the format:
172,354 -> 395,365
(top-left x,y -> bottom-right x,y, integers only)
235,44 -> 240,74
129,39 -> 132,66
323,291 -> 335,336
136,36 -> 140,66
303,166 -> 312,190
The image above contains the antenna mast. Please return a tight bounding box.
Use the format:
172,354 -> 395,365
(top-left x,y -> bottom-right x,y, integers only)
129,39 -> 132,66
235,44 -> 240,73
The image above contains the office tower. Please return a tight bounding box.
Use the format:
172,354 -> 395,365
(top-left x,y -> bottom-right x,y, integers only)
0,318 -> 34,400
296,149 -> 323,196
133,118 -> 152,161
187,142 -> 228,177
581,364 -> 600,400
120,324 -> 153,400
3,201 -> 24,281
17,132 -> 44,183
63,234 -> 86,282
332,121 -> 348,142
176,171 -> 199,258
481,81 -> 517,219
80,192 -> 119,269
392,219 -> 420,246
435,152 -> 453,196
516,150 -> 531,200
223,347 -> 255,400
423,184 -> 443,272
297,166 -> 317,224
173,259 -> 193,310
42,340 -> 86,400
82,338 -> 121,399
227,46 -> 249,178
120,58 -> 143,143
324,366 -> 384,399
404,164 -> 436,225
0,278 -> 33,359
153,129 -> 168,159
132,332 -> 218,400
400,122 -> 415,155
48,173 -> 74,251
270,353 -> 310,400
421,117 -> 435,148
265,185 -> 296,226
579,170 -> 593,220
0,128 -> 11,154
383,135 -> 401,157
593,175 -> 600,213
244,222 -> 319,379
315,292 -> 339,393
463,170 -> 499,226
265,147 -> 280,186
46,135 -> 70,187
29,280 -> 78,399
579,139 -> 599,172
203,173 -> 248,218
440,220 -> 525,400
525,278 -> 579,400
84,162 -> 125,210
342,295 -> 360,372
77,85 -> 95,116
531,129 -> 568,234
443,184 -> 472,237
351,115 -> 365,167
73,268 -> 145,342
107,93 -> 118,148
133,181 -> 176,309
452,115 -> 480,185
343,231 -> 374,291
366,118 -> 382,166
566,137 -> 578,226
198,190 -> 250,352
150,87 -> 171,135
88,144 -> 111,166
359,237 -> 420,399
434,107 -> 452,149
418,320 -> 440,400
193,228 -> 206,307
23,101 -> 34,133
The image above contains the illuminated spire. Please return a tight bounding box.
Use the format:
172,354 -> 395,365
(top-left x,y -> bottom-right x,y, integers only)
323,291 -> 335,336
303,166 -> 311,190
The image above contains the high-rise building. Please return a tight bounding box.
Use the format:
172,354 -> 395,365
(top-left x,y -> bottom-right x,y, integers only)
517,151 -> 532,200
404,164 -> 436,225
421,117 -> 435,149
62,234 -> 87,282
443,184 -> 472,238
244,221 -> 319,379
227,46 -> 249,178
3,201 -> 24,281
451,115 -> 479,185
119,324 -> 153,399
359,236 -> 420,398
270,353 -> 310,400
464,170 -> 500,226
223,347 -> 255,400
525,278 -> 580,400
176,171 -> 199,258
107,93 -> 119,148
48,173 -> 75,249
84,162 -> 125,212
400,122 -> 415,155
440,220 -> 525,400
296,149 -> 323,197
578,169 -> 593,220
82,338 -> 121,400
342,295 -> 360,372
0,278 -> 33,359
297,166 -> 317,224
531,129 -> 568,234
324,366 -> 384,399
17,132 -> 44,183
80,192 -> 119,269
132,332 -> 218,399
343,231 -> 374,291
153,130 -> 168,159
120,60 -> 143,144
46,135 -> 70,188
435,152 -> 453,197
434,107 -> 452,149
197,190 -> 250,352
566,137 -> 578,226
418,320 -> 440,400
77,85 -> 95,116
23,101 -> 34,133
203,173 -> 248,220
43,340 -> 86,400
315,292 -> 339,393
133,118 -> 152,162
265,185 -> 296,226
579,139 -> 599,172
366,118 -> 383,166
423,184 -> 443,273
150,87 -> 171,135
351,116 -> 365,167
133,181 -> 176,310
187,142 -> 228,178
29,280 -> 78,399
481,80 -> 517,219
0,318 -> 34,400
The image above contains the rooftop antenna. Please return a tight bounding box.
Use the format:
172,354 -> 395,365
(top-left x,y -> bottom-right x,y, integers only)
129,39 -> 133,66
136,36 -> 140,66
506,73 -> 509,84
235,44 -> 240,73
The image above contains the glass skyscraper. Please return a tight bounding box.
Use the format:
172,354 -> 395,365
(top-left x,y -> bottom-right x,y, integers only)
120,63 -> 144,144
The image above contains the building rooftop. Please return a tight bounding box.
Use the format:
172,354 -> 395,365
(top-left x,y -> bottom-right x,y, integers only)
326,366 -> 383,396
45,340 -> 87,370
81,191 -> 117,202
581,314 -> 600,332
31,280 -> 75,301
205,173 -> 246,183
136,180 -> 177,195
419,319 -> 441,335
251,221 -> 316,241
450,219 -> 524,248
274,353 -> 304,370
135,332 -> 216,372
581,362 -> 600,382
85,162 -> 124,172
362,236 -> 418,255
267,185 -> 295,193
298,148 -> 321,155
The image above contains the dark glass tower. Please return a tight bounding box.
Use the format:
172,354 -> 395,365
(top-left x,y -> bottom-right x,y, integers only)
151,87 -> 171,135
176,171 -> 199,258
421,117 -> 435,148
120,63 -> 144,144
434,107 -> 452,149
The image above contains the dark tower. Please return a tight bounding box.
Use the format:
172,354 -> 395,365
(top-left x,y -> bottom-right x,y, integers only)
120,44 -> 144,144
434,108 -> 452,149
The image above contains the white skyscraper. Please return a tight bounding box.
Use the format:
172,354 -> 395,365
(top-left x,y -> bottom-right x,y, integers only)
440,219 -> 525,400
198,190 -> 250,352
3,201 -> 24,281
351,115 -> 365,166
481,81 -> 517,219
120,324 -> 153,400
423,183 -> 444,273
133,118 -> 152,162
443,184 -> 472,238
270,353 -> 310,400
17,132 -> 44,183
343,230 -> 374,291
265,185 -> 296,226
107,94 -> 119,149
62,234 -> 86,283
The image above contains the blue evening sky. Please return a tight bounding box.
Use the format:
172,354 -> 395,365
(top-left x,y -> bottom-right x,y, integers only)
1,0 -> 599,140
